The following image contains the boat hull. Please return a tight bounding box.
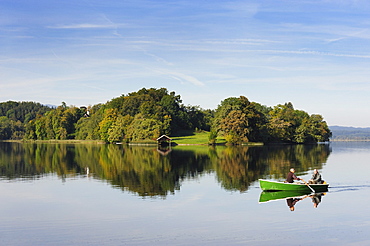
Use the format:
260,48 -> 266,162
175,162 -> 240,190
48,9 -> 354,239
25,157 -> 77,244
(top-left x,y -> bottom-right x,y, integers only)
259,179 -> 329,192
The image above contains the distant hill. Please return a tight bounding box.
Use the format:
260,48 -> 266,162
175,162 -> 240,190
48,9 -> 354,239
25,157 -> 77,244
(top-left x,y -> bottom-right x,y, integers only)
330,126 -> 370,141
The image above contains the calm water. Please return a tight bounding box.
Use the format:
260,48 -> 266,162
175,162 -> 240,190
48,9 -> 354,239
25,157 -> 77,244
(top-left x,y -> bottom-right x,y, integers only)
0,142 -> 369,245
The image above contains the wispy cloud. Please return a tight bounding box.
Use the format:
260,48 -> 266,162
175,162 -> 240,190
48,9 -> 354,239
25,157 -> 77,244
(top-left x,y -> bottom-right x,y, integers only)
168,71 -> 204,86
118,37 -> 370,59
247,49 -> 370,59
47,23 -> 119,29
325,29 -> 370,43
139,48 -> 174,66
147,67 -> 204,86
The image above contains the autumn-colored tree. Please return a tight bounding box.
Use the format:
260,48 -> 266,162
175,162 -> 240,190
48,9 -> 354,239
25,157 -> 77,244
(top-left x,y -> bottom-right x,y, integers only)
221,110 -> 249,144
213,96 -> 267,144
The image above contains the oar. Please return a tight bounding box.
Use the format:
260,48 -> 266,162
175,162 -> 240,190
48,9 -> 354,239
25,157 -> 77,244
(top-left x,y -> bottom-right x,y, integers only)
300,178 -> 315,193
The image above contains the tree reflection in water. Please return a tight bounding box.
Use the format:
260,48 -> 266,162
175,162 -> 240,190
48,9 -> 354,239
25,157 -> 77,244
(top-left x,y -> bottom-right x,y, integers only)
0,142 -> 331,197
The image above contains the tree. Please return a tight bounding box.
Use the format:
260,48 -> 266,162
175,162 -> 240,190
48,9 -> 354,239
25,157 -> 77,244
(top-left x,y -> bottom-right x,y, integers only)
213,97 -> 246,137
99,108 -> 118,142
213,96 -> 267,144
185,105 -> 211,131
107,115 -> 133,143
27,103 -> 84,140
208,130 -> 218,145
295,114 -> 331,143
75,104 -> 103,140
160,93 -> 190,133
220,110 -> 249,144
267,103 -> 331,143
126,114 -> 162,140
35,115 -> 48,139
0,101 -> 51,140
267,103 -> 306,143
0,116 -> 12,139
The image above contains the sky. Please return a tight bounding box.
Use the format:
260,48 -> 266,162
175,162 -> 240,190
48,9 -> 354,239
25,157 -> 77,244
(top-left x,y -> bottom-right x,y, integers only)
1,0 -> 370,127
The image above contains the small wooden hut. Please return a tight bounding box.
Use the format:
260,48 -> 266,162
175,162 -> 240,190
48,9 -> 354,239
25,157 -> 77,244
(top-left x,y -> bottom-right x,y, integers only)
156,135 -> 172,146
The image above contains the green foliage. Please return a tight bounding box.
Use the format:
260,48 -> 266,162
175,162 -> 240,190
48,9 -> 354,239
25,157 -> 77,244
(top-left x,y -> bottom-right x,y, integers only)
126,114 -> 162,141
294,114 -> 331,143
0,116 -> 13,139
107,115 -> 133,143
1,88 -> 330,144
27,103 -> 84,140
186,106 -> 213,131
213,98 -> 330,144
99,108 -> 119,142
221,110 -> 249,143
0,101 -> 51,123
224,131 -> 240,145
266,103 -> 330,143
75,104 -> 103,140
213,96 -> 268,144
98,88 -> 209,142
0,101 -> 51,140
208,130 -> 218,145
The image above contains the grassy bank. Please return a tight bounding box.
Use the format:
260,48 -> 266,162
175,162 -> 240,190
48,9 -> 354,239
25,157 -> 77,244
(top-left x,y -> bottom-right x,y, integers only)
6,131 -> 263,146
170,131 -> 263,145
171,131 -> 226,145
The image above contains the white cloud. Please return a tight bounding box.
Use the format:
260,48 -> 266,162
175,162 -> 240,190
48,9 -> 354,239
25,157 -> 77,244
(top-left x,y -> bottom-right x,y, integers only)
168,71 -> 204,86
47,23 -> 123,29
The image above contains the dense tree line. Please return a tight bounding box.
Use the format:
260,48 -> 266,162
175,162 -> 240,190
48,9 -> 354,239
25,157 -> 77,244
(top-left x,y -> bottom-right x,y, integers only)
0,88 -> 331,144
212,96 -> 331,144
0,101 -> 51,140
72,88 -> 213,142
25,102 -> 85,140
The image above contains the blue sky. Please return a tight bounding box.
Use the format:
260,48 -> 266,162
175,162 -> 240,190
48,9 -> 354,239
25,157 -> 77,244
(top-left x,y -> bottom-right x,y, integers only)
1,0 -> 370,127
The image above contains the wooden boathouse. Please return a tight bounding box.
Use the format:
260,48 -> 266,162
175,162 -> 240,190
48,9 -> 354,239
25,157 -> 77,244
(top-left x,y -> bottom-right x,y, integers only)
156,135 -> 172,146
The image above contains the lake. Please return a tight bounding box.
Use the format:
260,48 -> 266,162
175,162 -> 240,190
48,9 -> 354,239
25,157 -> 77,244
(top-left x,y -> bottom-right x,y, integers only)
0,142 -> 369,245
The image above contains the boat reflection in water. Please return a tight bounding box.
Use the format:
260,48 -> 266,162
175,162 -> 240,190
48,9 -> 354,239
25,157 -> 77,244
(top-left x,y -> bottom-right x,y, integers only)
259,190 -> 326,211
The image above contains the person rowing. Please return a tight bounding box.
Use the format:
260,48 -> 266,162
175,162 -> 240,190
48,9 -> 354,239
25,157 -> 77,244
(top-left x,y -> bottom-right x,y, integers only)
285,168 -> 301,183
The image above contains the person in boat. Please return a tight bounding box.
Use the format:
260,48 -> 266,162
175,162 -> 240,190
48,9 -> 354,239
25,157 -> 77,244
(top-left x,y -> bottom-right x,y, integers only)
285,168 -> 301,183
309,169 -> 322,184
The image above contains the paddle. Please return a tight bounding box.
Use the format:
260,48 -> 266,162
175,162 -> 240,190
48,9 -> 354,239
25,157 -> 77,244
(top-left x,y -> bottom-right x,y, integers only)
300,178 -> 315,193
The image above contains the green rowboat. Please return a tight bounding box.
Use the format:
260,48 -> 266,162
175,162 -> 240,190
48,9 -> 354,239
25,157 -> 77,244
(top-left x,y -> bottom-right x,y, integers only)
259,179 -> 329,193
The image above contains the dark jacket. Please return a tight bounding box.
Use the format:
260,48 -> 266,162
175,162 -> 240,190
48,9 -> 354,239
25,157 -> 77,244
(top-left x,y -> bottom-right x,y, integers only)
286,172 -> 300,183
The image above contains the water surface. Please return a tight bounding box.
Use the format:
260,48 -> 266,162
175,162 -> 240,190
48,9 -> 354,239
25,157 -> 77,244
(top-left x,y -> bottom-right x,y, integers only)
0,142 -> 369,245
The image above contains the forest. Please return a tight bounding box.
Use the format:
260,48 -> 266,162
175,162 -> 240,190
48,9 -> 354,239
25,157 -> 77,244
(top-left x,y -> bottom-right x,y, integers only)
0,87 -> 331,144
